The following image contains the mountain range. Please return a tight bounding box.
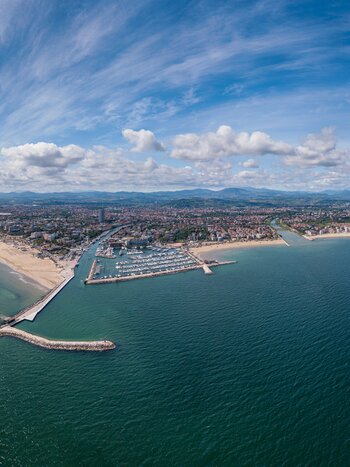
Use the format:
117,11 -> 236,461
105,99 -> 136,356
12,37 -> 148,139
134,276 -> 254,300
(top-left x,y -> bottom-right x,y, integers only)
0,187 -> 350,205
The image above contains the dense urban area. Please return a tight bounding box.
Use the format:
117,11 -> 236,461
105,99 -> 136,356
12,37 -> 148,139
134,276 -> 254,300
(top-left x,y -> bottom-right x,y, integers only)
1,200 -> 350,262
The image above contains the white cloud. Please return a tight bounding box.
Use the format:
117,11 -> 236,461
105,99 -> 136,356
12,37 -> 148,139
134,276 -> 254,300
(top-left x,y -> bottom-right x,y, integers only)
1,127 -> 350,192
283,128 -> 345,167
0,140 -> 277,191
1,142 -> 84,173
0,142 -> 197,191
171,125 -> 350,171
122,129 -> 165,152
144,157 -> 158,171
241,159 -> 259,168
237,170 -> 258,179
171,125 -> 293,161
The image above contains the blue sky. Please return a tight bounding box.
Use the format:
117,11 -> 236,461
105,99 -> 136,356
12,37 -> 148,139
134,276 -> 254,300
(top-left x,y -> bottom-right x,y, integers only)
0,0 -> 349,191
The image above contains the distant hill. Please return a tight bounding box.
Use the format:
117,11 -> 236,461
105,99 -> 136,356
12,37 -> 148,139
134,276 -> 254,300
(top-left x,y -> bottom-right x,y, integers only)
0,187 -> 349,205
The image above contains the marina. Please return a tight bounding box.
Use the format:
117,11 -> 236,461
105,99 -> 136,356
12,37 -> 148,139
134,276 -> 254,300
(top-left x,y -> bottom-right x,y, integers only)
0,229 -> 233,351
86,245 -> 235,284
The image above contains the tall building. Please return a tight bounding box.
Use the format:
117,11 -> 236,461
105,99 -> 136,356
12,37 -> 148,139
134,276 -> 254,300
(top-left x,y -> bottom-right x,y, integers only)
98,208 -> 105,223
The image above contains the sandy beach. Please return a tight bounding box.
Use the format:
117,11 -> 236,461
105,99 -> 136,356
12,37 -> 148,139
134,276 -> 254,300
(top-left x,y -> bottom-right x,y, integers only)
304,233 -> 350,241
0,241 -> 67,289
190,238 -> 285,259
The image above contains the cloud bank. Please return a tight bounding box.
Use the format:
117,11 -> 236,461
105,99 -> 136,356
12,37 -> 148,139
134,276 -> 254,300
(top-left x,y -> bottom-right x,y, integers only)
171,125 -> 293,161
0,126 -> 349,192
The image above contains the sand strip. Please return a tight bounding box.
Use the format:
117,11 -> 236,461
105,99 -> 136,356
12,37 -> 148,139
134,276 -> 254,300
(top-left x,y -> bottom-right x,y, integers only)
304,233 -> 350,241
190,238 -> 285,258
0,241 -> 65,289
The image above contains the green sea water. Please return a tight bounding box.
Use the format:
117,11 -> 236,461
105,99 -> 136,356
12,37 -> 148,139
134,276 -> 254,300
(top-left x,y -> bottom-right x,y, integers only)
0,263 -> 44,319
1,232 -> 350,465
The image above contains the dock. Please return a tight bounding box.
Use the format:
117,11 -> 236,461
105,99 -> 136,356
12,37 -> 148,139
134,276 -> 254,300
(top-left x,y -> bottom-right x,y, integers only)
0,327 -> 115,352
0,263 -> 117,352
86,260 -> 234,285
11,269 -> 75,323
202,264 -> 213,274
87,259 -> 97,281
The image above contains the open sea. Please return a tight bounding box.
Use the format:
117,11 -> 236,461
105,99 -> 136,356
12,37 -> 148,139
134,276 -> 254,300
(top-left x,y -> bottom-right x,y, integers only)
1,230 -> 350,466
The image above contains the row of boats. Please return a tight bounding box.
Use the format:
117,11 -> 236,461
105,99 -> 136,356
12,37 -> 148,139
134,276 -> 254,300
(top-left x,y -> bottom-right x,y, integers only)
115,261 -> 195,273
94,249 -> 198,279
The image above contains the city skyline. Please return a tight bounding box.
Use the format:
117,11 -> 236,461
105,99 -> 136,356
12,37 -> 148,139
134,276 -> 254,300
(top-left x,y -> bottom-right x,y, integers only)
0,0 -> 349,192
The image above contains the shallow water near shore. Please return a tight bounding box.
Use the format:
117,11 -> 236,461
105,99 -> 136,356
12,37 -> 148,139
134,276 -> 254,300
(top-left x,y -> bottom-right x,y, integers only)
1,234 -> 350,465
0,262 -> 43,318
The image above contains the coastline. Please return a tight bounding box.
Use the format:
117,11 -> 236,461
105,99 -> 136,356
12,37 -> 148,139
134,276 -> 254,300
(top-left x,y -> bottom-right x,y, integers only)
304,233 -> 350,241
0,240 -> 68,290
189,238 -> 285,258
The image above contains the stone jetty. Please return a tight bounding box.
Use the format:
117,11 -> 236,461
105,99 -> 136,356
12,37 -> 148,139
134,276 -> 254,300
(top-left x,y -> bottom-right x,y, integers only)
0,326 -> 116,352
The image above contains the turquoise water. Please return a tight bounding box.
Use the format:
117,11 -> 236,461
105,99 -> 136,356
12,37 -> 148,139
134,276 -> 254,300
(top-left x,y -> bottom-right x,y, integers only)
0,263 -> 43,318
1,234 -> 350,465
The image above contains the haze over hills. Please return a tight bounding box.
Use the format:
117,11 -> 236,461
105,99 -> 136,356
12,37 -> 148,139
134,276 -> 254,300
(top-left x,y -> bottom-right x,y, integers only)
1,187 -> 350,205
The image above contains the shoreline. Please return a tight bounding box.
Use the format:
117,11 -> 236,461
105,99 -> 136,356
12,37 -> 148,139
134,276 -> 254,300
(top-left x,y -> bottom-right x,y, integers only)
189,238 -> 285,258
304,233 -> 350,241
0,235 -> 118,352
0,240 -> 68,290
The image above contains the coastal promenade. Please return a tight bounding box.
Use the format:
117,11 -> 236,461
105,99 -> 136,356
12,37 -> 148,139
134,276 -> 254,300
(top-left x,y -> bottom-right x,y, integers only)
0,326 -> 115,351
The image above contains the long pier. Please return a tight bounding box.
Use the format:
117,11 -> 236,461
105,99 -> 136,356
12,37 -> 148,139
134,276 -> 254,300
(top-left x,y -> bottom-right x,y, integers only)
0,327 -> 115,352
85,260 -> 235,285
87,259 -> 97,281
11,270 -> 76,324
0,263 -> 117,352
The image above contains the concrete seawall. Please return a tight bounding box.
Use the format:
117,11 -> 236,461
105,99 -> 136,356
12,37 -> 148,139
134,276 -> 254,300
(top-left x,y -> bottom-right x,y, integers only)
0,327 -> 116,352
87,259 -> 97,281
86,260 -> 235,285
86,263 -> 204,284
13,269 -> 76,323
202,264 -> 213,274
